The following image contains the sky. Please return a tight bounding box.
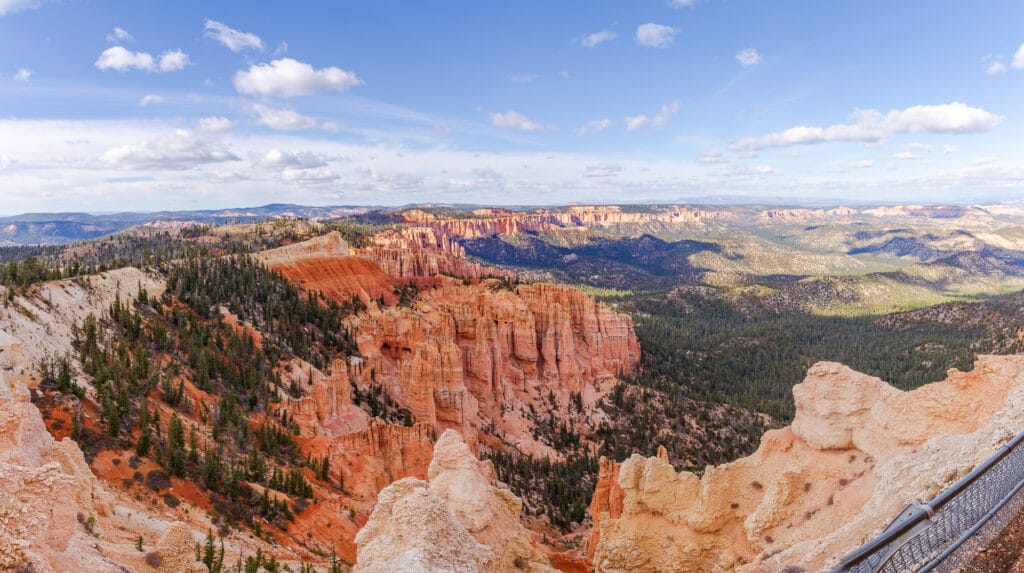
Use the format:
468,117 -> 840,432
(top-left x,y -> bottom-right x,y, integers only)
1,0 -> 1024,214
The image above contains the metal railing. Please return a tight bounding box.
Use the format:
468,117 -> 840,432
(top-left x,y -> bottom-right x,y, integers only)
833,429 -> 1024,573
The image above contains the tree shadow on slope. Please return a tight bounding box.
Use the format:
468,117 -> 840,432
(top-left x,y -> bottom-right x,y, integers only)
460,233 -> 722,289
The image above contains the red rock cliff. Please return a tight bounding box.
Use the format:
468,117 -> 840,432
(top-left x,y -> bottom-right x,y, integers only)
261,234 -> 640,499
345,281 -> 639,456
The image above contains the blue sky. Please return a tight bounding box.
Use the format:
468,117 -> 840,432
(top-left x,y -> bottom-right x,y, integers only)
1,0 -> 1023,213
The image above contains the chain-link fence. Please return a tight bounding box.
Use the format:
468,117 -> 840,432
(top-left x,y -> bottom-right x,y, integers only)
833,430 -> 1024,573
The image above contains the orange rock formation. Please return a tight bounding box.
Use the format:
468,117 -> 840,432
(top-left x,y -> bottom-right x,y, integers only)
261,233 -> 640,506
588,356 -> 1024,572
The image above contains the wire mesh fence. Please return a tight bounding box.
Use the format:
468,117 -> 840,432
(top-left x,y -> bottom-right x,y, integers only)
834,430 -> 1024,573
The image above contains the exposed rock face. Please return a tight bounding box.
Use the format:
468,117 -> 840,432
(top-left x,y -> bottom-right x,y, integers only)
346,282 -> 639,455
427,429 -> 553,572
266,249 -> 397,304
757,207 -> 858,223
154,522 -> 205,573
0,371 -> 116,572
263,234 -> 640,474
258,230 -> 351,263
354,430 -> 554,572
0,267 -> 166,375
355,223 -> 516,282
397,206 -> 732,243
283,357 -> 369,438
583,456 -> 625,560
353,477 -> 491,572
360,245 -> 492,281
589,356 -> 1024,572
0,269 -> 167,572
329,420 -> 437,501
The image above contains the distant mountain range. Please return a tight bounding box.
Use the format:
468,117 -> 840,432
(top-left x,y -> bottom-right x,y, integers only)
0,203 -> 371,245
6,201 -> 1024,246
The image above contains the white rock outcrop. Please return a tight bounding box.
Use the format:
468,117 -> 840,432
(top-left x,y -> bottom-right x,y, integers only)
354,429 -> 555,572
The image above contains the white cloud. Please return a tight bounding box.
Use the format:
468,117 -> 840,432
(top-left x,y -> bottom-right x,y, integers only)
729,102 -> 1003,150
1014,43 -> 1024,69
138,94 -> 164,107
197,116 -> 235,132
9,117 -> 1024,214
0,0 -> 41,17
204,19 -> 264,53
636,23 -> 677,48
902,142 -> 933,153
943,145 -> 958,154
576,118 -> 612,136
95,46 -> 154,72
583,163 -> 623,178
893,152 -> 920,160
696,150 -> 726,164
559,70 -> 570,79
206,169 -> 250,182
625,100 -> 680,131
986,61 -> 1007,75
94,46 -> 189,73
710,164 -> 776,177
101,129 -> 239,170
580,29 -> 617,48
507,73 -> 539,83
258,148 -> 327,169
321,121 -> 340,132
667,0 -> 698,7
272,42 -> 288,57
158,50 -> 189,72
234,58 -> 362,97
846,159 -> 874,169
13,68 -> 32,81
281,167 -> 339,184
0,153 -> 14,169
251,104 -> 318,130
106,27 -> 134,44
736,48 -> 762,67
490,110 -> 555,132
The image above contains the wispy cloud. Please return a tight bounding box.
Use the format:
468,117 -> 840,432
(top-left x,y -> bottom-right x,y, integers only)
257,148 -> 328,169
576,118 -> 612,136
625,101 -> 680,131
893,151 -> 920,160
0,0 -> 44,17
13,68 -> 32,81
197,116 -> 235,132
506,73 -> 539,84
490,110 -> 556,132
844,159 -> 874,170
106,27 -> 134,44
101,129 -> 239,170
250,103 -> 318,130
138,94 -> 164,107
636,23 -> 677,48
583,163 -> 623,178
696,150 -> 726,164
580,29 -> 617,48
736,48 -> 762,67
204,19 -> 264,53
730,102 -> 1002,150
